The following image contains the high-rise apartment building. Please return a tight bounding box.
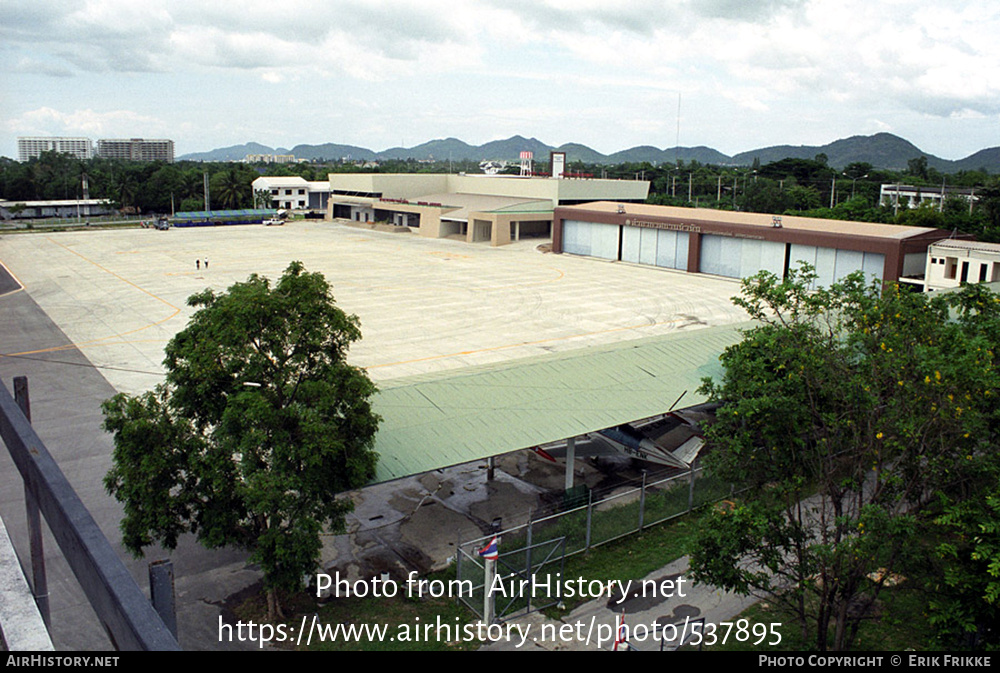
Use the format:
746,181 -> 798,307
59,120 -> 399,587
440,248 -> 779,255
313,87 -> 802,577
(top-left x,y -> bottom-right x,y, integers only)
96,138 -> 175,162
17,137 -> 94,161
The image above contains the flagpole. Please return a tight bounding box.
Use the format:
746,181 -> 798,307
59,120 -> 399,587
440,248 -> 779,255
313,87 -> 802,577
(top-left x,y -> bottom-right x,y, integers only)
483,556 -> 495,625
479,536 -> 500,625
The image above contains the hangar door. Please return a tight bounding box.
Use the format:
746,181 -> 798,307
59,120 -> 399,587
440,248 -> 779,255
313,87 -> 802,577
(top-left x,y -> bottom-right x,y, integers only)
788,245 -> 884,288
621,227 -> 689,270
700,235 -> 786,279
561,220 -> 619,260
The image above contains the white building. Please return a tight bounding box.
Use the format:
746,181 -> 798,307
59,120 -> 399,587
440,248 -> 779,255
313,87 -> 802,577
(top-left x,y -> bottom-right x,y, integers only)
880,184 -> 979,211
97,138 -> 175,162
17,137 -> 93,161
0,199 -> 114,220
251,176 -> 330,210
244,154 -> 298,164
924,239 -> 1000,291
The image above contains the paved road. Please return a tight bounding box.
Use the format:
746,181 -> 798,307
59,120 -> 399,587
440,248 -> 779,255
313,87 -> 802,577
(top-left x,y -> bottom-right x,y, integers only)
0,287 -> 256,651
0,261 -> 21,296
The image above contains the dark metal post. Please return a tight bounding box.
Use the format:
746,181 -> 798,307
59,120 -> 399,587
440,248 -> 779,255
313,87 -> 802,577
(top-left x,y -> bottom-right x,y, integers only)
148,560 -> 177,640
525,513 -> 533,578
14,376 -> 50,630
0,380 -> 180,650
585,489 -> 593,550
638,470 -> 647,531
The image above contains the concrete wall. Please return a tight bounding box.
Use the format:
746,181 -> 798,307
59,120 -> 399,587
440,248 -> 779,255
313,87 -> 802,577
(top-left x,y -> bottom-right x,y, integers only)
328,174 -> 450,199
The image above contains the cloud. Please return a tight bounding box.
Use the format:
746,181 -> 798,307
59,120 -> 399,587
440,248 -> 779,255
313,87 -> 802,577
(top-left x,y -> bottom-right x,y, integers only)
2,1 -> 997,158
7,107 -> 168,138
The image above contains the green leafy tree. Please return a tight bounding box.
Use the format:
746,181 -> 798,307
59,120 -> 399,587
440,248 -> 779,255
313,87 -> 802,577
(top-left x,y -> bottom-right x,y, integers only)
211,166 -> 256,209
690,266 -> 999,651
103,262 -> 380,620
923,283 -> 1000,649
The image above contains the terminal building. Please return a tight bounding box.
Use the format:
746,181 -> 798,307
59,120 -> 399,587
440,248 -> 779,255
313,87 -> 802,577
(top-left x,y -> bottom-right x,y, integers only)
553,202 -> 960,287
324,173 -> 650,246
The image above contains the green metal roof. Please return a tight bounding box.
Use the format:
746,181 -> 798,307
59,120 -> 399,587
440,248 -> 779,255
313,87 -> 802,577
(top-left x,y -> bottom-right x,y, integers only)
370,322 -> 749,482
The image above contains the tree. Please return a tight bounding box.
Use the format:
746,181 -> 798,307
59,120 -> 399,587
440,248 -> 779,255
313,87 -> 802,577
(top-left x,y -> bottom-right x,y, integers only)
211,166 -> 255,209
907,156 -> 930,181
689,266 -> 999,651
923,283 -> 1000,649
103,262 -> 380,620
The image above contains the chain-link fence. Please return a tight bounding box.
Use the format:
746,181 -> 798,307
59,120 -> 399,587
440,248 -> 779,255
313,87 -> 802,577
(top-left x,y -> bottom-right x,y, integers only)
456,465 -> 733,621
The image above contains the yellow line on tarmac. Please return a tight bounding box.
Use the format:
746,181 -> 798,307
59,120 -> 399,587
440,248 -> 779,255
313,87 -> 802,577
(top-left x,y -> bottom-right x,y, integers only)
0,238 -> 182,358
0,258 -> 25,296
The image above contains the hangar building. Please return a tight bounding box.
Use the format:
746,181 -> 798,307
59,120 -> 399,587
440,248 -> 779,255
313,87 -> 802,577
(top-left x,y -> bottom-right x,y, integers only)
553,202 -> 958,287
325,173 -> 649,246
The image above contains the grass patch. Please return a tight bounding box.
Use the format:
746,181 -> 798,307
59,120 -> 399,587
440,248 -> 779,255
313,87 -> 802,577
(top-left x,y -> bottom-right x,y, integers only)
685,580 -> 935,652
225,511 -> 704,651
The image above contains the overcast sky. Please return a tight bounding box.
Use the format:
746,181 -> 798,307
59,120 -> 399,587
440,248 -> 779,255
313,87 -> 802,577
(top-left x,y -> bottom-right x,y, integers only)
2,0 -> 998,161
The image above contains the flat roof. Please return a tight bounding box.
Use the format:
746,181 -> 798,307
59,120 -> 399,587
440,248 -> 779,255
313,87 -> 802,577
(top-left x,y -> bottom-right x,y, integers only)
0,199 -> 111,207
415,193 -> 553,221
371,322 -> 746,482
930,239 -> 1000,254
559,202 -> 944,241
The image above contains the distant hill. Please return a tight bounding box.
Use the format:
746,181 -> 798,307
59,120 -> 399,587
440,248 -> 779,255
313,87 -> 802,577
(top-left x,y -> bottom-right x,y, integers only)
180,142 -> 290,162
732,133 -> 955,171
178,134 -> 1000,173
954,147 -> 1000,173
380,137 -> 477,161
478,135 -> 552,161
289,143 -> 376,161
553,143 -> 607,164
605,145 -> 731,165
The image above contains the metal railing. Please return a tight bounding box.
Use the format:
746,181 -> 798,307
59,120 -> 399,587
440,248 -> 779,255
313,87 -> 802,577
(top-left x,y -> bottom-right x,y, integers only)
0,377 -> 180,650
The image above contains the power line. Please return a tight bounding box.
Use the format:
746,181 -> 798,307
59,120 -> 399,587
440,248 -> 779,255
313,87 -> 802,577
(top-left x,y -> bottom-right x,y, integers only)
0,352 -> 163,377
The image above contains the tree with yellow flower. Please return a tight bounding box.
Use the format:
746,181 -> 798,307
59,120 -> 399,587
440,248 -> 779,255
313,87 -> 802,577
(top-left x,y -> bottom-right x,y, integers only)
690,265 -> 1000,651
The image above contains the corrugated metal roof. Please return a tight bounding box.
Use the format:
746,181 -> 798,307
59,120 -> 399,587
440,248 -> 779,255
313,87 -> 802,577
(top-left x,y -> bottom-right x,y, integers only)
370,322 -> 748,482
931,239 -> 1000,254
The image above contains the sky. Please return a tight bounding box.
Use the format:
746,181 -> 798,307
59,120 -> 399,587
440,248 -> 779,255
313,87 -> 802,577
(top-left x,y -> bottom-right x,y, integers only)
2,0 -> 998,161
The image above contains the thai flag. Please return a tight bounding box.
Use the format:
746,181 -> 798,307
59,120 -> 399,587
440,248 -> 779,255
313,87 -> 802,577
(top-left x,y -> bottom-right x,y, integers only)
478,536 -> 499,560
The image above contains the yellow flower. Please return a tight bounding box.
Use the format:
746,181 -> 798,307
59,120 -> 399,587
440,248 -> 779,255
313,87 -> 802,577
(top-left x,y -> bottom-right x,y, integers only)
876,432 -> 884,439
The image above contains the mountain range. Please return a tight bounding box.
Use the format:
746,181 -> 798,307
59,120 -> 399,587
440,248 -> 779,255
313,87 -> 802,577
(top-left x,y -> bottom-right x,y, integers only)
179,133 -> 1000,173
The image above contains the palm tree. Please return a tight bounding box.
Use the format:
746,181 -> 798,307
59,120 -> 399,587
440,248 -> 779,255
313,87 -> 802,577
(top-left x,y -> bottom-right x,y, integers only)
212,169 -> 249,209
